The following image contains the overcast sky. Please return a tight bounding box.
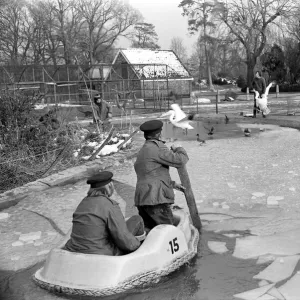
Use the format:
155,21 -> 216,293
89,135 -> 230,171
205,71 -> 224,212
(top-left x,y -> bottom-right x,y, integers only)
117,0 -> 198,55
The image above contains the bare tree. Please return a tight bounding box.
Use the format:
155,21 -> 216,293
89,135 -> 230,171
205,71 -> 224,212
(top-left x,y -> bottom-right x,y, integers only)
75,0 -> 141,65
0,0 -> 32,65
170,37 -> 187,63
216,0 -> 297,85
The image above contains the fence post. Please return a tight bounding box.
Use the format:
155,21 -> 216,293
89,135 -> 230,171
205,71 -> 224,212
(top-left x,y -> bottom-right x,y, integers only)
215,90 -> 219,114
246,87 -> 249,101
276,85 -> 279,98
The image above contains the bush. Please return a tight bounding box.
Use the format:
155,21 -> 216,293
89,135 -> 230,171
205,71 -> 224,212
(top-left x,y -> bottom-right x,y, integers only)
236,75 -> 247,88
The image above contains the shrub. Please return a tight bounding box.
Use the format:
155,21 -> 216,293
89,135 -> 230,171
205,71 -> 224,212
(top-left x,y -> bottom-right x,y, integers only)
236,75 -> 247,88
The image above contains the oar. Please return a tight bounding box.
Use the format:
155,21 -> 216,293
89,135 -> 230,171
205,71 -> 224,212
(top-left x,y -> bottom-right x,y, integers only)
177,165 -> 202,231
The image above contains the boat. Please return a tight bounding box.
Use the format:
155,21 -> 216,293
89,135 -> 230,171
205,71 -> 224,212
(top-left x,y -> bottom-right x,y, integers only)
33,210 -> 199,297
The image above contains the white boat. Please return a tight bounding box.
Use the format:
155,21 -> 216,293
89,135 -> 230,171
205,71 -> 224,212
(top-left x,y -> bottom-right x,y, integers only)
33,210 -> 199,297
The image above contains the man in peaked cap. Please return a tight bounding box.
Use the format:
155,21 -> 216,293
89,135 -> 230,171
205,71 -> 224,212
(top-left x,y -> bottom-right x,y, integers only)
63,171 -> 145,255
134,120 -> 189,230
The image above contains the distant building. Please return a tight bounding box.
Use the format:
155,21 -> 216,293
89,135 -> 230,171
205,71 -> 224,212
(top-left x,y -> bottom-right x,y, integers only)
106,48 -> 193,99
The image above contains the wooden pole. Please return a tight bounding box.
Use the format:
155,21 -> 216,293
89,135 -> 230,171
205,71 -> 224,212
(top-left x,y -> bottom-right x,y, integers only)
215,90 -> 219,114
177,165 -> 202,231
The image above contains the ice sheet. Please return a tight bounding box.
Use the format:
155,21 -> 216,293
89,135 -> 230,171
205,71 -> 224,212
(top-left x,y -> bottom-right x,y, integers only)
278,272 -> 300,300
233,228 -> 300,259
253,255 -> 300,283
233,283 -> 275,300
207,241 -> 228,254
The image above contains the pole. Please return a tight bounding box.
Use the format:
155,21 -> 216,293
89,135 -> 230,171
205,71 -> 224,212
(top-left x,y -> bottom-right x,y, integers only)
276,84 -> 279,98
215,90 -> 219,114
246,87 -> 249,101
177,165 -> 202,231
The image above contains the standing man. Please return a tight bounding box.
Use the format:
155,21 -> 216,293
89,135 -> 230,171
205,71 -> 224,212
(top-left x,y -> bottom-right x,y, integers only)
252,71 -> 266,118
93,93 -> 113,130
134,120 -> 189,230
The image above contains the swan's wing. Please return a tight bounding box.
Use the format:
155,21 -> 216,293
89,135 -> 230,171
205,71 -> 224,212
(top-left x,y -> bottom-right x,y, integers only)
264,82 -> 273,97
170,103 -> 187,122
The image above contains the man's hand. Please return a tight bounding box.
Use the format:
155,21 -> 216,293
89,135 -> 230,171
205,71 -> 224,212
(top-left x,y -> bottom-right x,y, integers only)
173,182 -> 185,192
107,113 -> 112,119
170,144 -> 182,152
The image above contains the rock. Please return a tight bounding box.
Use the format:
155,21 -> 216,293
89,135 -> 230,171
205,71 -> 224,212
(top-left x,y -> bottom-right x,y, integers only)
0,212 -> 9,220
272,164 -> 278,167
12,241 -> 24,247
240,203 -> 245,207
252,192 -> 265,198
212,202 -> 220,207
251,196 -> 257,200
222,204 -> 230,210
19,231 -> 42,242
289,187 -> 296,192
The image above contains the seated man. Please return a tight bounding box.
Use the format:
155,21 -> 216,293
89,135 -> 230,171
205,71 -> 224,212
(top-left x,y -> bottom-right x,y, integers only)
134,120 -> 189,230
63,171 -> 145,256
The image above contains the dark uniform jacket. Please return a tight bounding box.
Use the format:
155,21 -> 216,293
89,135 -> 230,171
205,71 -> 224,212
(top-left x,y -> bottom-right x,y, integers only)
93,100 -> 112,122
252,77 -> 266,95
134,139 -> 189,206
64,195 -> 140,255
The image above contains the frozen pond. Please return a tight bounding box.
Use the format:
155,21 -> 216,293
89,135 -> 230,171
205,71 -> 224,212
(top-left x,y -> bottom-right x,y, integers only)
1,122 -> 300,300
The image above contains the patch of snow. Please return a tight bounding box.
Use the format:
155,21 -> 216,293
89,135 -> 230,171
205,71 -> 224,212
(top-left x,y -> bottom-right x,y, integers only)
12,241 -> 24,247
120,49 -> 190,79
0,213 -> 9,220
37,250 -> 50,256
227,182 -> 236,189
19,231 -> 42,242
252,192 -> 265,198
11,256 -> 21,261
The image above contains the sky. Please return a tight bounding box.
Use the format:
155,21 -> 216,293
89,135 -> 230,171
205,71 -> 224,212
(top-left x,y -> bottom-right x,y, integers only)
117,0 -> 198,55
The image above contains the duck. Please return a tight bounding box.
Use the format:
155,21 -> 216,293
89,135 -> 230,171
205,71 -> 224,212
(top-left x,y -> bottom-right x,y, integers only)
196,134 -> 206,146
244,128 -> 251,137
207,126 -> 214,136
161,104 -> 194,132
225,115 -> 229,124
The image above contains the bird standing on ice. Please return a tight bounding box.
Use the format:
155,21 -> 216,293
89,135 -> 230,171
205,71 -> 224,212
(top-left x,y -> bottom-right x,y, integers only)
161,104 -> 194,134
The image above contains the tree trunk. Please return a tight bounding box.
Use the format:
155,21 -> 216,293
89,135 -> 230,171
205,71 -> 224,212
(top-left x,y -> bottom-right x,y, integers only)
205,45 -> 214,91
246,55 -> 257,87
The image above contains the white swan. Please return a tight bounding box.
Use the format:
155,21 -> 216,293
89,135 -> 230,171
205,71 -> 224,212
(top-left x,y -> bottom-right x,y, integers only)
253,82 -> 274,115
161,104 -> 194,130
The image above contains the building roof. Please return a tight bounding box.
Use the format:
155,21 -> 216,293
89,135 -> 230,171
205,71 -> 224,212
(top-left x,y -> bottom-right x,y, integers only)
113,48 -> 191,79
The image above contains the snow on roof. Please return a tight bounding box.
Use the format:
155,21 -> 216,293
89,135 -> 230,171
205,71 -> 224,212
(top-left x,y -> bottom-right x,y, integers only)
119,49 -> 191,79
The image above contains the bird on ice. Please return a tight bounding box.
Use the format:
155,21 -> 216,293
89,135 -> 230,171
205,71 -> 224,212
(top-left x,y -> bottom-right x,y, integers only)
196,134 -> 206,146
161,104 -> 194,130
244,128 -> 251,137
